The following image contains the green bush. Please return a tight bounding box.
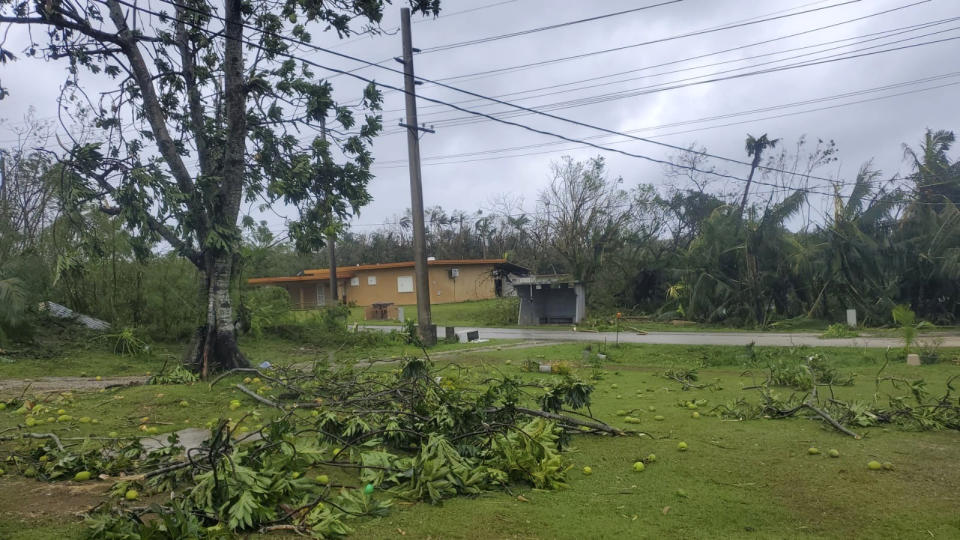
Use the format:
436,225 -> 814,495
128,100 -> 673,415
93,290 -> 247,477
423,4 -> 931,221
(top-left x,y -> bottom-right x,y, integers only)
820,323 -> 858,339
240,286 -> 291,339
479,297 -> 519,326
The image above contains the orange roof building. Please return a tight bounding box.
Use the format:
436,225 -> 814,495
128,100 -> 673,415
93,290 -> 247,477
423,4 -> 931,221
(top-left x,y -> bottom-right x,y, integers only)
248,258 -> 529,309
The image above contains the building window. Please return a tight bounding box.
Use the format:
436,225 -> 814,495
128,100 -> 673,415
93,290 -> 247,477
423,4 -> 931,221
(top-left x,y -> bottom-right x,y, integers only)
397,275 -> 414,293
350,277 -> 359,287
367,276 -> 377,286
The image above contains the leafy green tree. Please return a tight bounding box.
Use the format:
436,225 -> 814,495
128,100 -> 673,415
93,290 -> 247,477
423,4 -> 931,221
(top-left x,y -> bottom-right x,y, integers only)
1,0 -> 440,375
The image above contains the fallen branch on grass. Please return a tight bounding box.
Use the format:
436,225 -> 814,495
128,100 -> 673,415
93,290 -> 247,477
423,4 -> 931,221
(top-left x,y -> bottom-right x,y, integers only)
513,406 -> 624,436
235,383 -> 285,410
0,431 -> 65,451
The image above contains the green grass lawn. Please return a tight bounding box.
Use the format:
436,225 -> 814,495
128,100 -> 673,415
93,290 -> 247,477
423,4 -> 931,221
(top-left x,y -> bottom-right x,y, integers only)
0,330 -> 515,381
1,339 -> 958,539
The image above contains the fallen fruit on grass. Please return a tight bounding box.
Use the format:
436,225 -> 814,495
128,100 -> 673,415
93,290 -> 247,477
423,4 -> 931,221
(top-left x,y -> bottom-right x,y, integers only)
109,432 -> 119,437
646,454 -> 656,463
867,460 -> 883,470
243,377 -> 252,384
676,488 -> 688,498
616,410 -> 627,416
504,359 -> 512,365
78,416 -> 91,423
229,402 -> 241,411
611,384 -> 619,389
74,471 -> 92,481
691,412 -> 700,419
648,406 -> 656,412
632,461 -> 645,472
125,489 -> 139,500
654,415 -> 665,421
883,462 -> 895,471
677,441 -> 688,451
251,378 -> 261,384
0,403 -> 6,410
147,427 -> 159,434
0,468 -> 4,475
686,402 -> 697,410
57,415 -> 72,422
828,449 -> 840,458
582,466 -> 593,475
24,467 -> 37,478
315,474 -> 329,485
808,447 -> 820,455
57,409 -> 66,415
616,394 -> 623,399
291,472 -> 301,479
179,401 -> 189,407
95,376 -> 102,381
25,417 -> 37,427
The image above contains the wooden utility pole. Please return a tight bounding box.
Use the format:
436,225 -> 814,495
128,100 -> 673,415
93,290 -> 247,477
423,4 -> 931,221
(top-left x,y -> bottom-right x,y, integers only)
398,7 -> 435,345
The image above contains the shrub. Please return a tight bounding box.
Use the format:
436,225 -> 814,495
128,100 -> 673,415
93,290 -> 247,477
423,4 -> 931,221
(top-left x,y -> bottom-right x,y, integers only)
821,323 -> 858,339
479,297 -> 519,326
240,286 -> 291,339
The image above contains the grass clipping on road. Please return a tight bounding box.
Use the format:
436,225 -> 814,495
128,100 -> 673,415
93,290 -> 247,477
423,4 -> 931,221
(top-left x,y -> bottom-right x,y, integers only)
2,354 -> 624,538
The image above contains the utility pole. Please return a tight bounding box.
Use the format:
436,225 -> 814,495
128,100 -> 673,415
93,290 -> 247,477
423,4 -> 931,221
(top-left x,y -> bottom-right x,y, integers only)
398,7 -> 435,345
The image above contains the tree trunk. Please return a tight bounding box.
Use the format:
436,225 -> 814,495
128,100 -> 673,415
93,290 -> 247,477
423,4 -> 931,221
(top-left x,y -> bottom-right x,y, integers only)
327,230 -> 338,305
185,253 -> 250,377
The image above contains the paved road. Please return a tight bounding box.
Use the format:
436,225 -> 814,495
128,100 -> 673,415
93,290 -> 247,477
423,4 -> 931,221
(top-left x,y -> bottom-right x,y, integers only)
362,325 -> 960,348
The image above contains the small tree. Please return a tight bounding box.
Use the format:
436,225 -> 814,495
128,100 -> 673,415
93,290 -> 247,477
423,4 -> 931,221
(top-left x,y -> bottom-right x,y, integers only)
533,156 -> 633,286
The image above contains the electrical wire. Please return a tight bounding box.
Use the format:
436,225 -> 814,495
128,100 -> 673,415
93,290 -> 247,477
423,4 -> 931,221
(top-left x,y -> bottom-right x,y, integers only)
429,0 -> 868,82
80,0 -> 956,200
419,0 -> 683,54
405,24 -> 960,129
396,11 -> 958,116
128,0 -> 955,186
370,75 -> 960,168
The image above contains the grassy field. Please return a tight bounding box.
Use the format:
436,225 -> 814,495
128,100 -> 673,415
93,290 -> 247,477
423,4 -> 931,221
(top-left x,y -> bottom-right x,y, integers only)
1,338 -> 958,539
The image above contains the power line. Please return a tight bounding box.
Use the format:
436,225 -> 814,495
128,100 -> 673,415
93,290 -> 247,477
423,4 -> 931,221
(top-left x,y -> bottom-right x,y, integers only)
98,0 -> 831,195
395,9 -> 956,116
134,0 -> 955,186
328,0 -> 520,50
99,0 -> 948,198
331,0 -> 874,81
372,77 -> 960,169
375,72 -> 960,168
404,23 -> 960,129
429,0 -> 867,82
419,0 -> 683,54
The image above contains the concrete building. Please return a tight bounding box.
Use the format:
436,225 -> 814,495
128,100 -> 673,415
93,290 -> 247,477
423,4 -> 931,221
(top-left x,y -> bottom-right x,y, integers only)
513,275 -> 585,325
248,258 -> 528,309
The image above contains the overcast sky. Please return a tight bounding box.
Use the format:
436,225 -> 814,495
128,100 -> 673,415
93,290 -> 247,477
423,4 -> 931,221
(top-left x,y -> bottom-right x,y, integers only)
2,0 -> 959,239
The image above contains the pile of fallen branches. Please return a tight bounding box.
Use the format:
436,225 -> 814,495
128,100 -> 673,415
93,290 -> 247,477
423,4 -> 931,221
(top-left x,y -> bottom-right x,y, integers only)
8,354 -> 624,538
713,357 -> 960,438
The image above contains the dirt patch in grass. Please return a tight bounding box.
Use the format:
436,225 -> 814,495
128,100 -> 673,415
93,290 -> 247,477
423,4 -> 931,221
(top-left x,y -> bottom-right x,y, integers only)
0,476 -> 107,520
0,376 -> 148,398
